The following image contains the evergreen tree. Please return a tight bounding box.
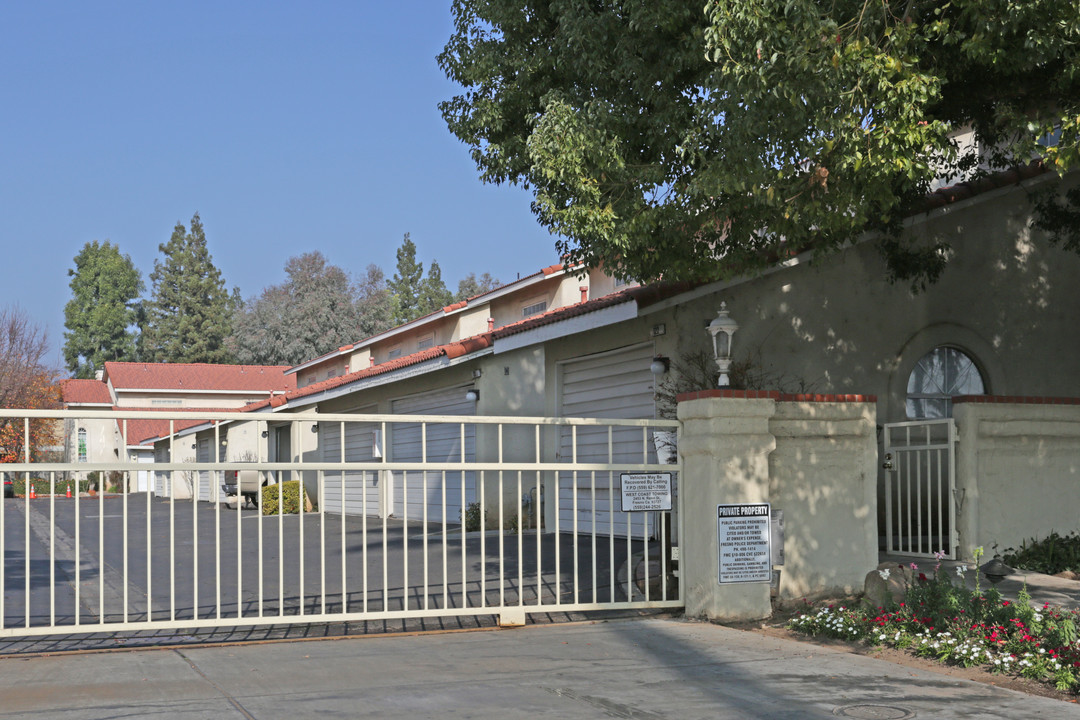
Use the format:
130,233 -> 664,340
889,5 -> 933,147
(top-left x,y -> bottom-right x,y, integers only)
387,233 -> 424,325
417,260 -> 453,317
355,264 -> 394,339
230,251 -> 369,366
455,272 -> 500,302
63,240 -> 143,378
142,213 -> 235,363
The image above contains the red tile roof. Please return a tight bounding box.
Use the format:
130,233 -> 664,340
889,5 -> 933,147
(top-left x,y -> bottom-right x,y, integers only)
246,334 -> 496,410
61,379 -> 112,405
103,362 -> 296,393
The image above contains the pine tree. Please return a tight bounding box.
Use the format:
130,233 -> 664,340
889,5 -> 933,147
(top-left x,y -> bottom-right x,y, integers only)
387,233 -> 424,325
63,241 -> 143,378
142,213 -> 236,363
417,260 -> 453,317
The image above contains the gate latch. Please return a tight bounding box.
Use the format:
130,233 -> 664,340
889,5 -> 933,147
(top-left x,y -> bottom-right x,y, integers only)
882,452 -> 893,470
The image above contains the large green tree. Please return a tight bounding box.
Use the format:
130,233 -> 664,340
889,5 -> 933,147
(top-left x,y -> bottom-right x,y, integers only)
440,1 -> 1080,288
63,240 -> 143,378
142,213 -> 236,363
230,251 -> 387,366
388,233 -> 424,325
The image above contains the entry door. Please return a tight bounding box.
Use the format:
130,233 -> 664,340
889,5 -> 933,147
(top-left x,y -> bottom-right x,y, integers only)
197,437 -> 212,501
390,387 -> 476,525
321,406 -> 382,517
557,343 -> 657,536
881,419 -> 957,558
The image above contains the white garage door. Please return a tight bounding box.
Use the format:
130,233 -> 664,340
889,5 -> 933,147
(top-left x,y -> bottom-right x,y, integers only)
391,387 -> 476,525
558,343 -> 658,536
321,407 -> 382,517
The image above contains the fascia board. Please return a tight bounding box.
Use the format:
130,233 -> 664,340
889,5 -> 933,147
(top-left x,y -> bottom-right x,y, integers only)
493,302 -> 639,355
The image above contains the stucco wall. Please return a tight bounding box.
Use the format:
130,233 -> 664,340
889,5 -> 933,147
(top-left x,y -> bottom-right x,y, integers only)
647,173 -> 1080,424
954,400 -> 1080,558
769,401 -> 878,598
678,393 -> 878,621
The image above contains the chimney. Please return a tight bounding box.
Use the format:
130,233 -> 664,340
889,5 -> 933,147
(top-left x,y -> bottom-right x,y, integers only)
579,286 -> 588,303
95,369 -> 104,381
487,318 -> 494,332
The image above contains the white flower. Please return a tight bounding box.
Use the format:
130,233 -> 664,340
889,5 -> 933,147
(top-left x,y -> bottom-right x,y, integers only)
878,569 -> 891,581
956,565 -> 967,577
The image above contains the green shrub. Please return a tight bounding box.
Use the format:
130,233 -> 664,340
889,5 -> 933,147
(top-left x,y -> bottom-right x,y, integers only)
1002,531 -> 1080,575
462,501 -> 481,531
261,480 -> 312,515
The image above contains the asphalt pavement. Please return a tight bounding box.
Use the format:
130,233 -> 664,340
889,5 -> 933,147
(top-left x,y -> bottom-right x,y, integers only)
0,617 -> 1077,719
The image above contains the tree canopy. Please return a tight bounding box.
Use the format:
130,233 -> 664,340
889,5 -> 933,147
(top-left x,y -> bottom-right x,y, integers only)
0,306 -> 60,463
387,234 -> 454,324
141,213 -> 237,363
63,240 -> 143,378
229,252 -> 392,366
440,0 -> 1080,287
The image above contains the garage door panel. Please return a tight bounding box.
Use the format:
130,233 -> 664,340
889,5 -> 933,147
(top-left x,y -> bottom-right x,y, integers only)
321,414 -> 381,516
391,387 -> 477,523
558,344 -> 656,536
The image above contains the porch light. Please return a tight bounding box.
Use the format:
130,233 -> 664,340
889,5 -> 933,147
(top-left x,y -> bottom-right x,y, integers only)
311,423 -> 319,434
980,554 -> 1013,586
707,303 -> 739,387
465,388 -> 479,403
649,355 -> 670,375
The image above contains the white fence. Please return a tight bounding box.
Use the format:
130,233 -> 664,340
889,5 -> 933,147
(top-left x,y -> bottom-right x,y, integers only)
0,409 -> 681,639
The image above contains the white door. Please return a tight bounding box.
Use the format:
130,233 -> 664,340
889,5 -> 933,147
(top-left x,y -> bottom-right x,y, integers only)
321,406 -> 382,517
390,387 -> 476,525
154,444 -> 170,497
197,437 -> 212,501
558,343 -> 657,536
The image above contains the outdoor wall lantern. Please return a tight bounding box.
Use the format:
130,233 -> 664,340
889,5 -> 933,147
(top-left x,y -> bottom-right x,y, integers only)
465,388 -> 479,403
707,302 -> 739,387
649,355 -> 670,375
190,443 -> 196,450
311,423 -> 319,433
981,554 -> 1013,586
261,430 -> 268,438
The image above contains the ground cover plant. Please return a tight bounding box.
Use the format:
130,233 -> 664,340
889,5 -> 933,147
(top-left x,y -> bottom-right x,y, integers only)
1002,532 -> 1080,576
788,549 -> 1080,695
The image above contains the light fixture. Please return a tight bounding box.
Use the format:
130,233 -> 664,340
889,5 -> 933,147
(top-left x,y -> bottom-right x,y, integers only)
707,302 -> 739,388
191,443 -> 196,450
220,439 -> 228,447
649,355 -> 670,375
465,388 -> 479,403
311,423 -> 319,434
981,554 -> 1013,586
261,430 -> 269,438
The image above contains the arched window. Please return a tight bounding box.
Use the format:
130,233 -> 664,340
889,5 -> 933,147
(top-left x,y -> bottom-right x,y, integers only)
906,346 -> 986,419
77,428 -> 88,462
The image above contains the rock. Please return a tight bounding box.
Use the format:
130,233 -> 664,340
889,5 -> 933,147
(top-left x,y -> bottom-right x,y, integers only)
863,562 -> 916,609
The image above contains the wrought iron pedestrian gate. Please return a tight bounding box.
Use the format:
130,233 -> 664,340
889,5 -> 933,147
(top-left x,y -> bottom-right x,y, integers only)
881,419 -> 957,558
0,410 -> 681,640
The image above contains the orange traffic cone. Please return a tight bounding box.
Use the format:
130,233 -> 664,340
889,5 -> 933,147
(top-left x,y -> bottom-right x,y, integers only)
66,483 -> 72,498
28,482 -> 36,499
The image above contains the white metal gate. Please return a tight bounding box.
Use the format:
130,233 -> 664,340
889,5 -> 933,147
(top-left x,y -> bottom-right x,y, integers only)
0,409 -> 681,641
881,419 -> 957,558
558,344 -> 657,536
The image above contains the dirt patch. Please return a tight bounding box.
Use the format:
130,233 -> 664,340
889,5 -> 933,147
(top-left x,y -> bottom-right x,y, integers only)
721,595 -> 1080,705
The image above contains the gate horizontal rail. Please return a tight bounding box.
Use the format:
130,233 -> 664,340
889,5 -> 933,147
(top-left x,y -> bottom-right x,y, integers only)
0,409 -> 681,640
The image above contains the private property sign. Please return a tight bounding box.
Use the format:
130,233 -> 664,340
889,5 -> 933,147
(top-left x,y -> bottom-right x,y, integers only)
717,503 -> 772,584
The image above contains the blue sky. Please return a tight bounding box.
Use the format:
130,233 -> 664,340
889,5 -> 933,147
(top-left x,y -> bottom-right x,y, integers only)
0,2 -> 558,368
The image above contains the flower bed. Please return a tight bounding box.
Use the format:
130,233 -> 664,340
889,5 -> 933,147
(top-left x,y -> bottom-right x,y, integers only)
788,550 -> 1080,694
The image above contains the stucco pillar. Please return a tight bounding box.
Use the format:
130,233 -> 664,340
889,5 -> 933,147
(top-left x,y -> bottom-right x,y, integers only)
677,394 -> 776,621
